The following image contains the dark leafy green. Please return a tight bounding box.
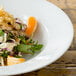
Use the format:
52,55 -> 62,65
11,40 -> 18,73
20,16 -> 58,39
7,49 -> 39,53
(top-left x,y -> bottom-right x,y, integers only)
18,36 -> 26,44
0,30 -> 4,36
31,44 -> 43,52
14,39 -> 43,54
14,44 -> 33,54
28,39 -> 35,44
0,49 -> 10,65
7,32 -> 15,40
0,49 -> 10,58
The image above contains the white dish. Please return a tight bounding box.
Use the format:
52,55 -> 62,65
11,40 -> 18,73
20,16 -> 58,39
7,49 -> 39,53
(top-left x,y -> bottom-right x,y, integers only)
0,0 -> 73,75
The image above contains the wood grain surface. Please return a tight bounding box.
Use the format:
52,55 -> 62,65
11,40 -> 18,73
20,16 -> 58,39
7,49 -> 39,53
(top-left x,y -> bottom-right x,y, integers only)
14,0 -> 76,76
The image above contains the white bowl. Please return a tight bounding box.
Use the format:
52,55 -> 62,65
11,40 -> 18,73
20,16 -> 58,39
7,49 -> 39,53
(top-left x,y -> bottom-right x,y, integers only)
0,0 -> 73,75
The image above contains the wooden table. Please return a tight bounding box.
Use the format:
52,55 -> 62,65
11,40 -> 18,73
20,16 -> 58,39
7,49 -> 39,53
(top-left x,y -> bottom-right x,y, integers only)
15,0 -> 76,76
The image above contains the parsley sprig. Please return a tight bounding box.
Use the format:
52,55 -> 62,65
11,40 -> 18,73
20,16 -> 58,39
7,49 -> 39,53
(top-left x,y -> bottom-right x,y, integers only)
14,39 -> 43,54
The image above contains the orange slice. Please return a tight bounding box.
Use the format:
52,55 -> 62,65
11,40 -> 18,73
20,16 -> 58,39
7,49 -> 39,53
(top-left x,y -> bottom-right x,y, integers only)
25,17 -> 37,36
7,56 -> 25,66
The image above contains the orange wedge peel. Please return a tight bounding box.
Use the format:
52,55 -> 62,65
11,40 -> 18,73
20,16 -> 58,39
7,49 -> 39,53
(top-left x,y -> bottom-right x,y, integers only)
7,56 -> 25,66
25,16 -> 37,37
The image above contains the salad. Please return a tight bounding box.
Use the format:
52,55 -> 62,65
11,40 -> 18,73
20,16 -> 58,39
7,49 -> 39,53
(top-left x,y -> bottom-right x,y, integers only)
0,8 -> 43,66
